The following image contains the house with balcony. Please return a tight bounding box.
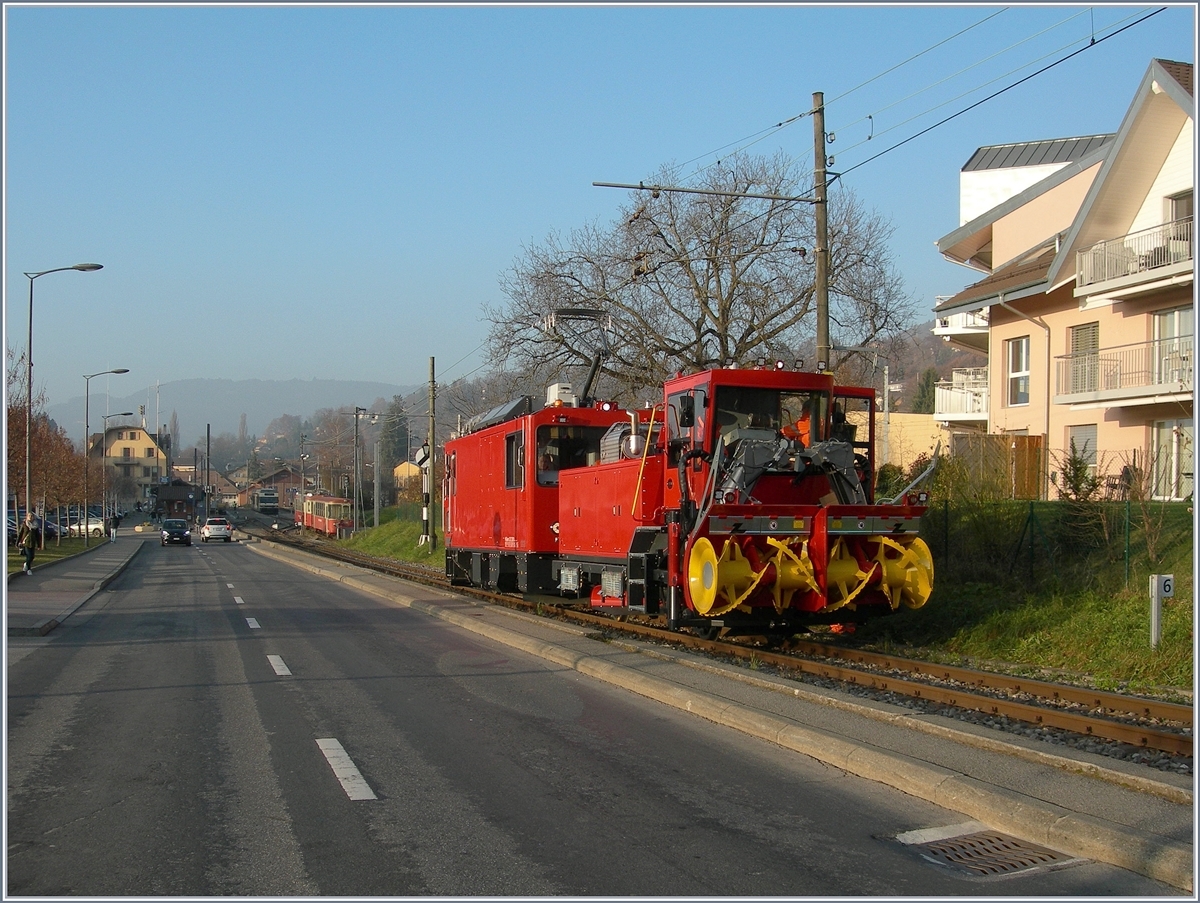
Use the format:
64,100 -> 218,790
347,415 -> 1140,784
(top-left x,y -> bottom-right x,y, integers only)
932,58 -> 1193,499
93,422 -> 169,509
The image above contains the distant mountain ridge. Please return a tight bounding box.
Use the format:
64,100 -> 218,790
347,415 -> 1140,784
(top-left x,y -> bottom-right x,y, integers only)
48,378 -> 418,445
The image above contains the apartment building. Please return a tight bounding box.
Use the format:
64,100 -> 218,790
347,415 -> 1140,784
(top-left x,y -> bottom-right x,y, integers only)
933,58 -> 1193,500
95,424 -> 169,506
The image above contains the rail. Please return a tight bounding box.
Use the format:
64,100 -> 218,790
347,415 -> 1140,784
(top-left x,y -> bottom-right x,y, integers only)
1077,217 -> 1193,287
1054,335 -> 1193,397
239,519 -> 1192,759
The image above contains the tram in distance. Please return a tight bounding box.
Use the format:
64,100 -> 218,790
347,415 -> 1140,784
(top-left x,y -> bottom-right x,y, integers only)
443,364 -> 935,638
251,487 -> 280,515
294,494 -> 353,537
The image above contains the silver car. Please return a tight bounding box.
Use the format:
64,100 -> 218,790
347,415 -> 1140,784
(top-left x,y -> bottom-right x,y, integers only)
200,517 -> 234,543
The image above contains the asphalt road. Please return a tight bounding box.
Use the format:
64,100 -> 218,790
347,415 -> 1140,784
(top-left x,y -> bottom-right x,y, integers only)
6,540 -> 1180,895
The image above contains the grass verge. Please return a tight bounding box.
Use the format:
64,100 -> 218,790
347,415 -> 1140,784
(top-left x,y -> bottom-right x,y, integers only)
342,507 -> 1193,694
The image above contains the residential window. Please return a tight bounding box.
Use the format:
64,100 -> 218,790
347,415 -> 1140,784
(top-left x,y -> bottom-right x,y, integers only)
143,467 -> 152,478
1152,419 -> 1194,501
146,447 -> 155,458
1153,306 -> 1194,384
504,430 -> 524,489
1067,424 -> 1098,476
122,447 -> 132,459
1068,322 -> 1099,394
1168,190 -> 1193,223
1006,336 -> 1030,406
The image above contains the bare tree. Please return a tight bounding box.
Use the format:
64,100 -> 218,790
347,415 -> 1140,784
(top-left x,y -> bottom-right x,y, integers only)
486,152 -> 915,400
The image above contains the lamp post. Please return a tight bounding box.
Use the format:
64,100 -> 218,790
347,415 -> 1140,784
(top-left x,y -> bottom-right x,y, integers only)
298,433 -> 307,535
23,263 -> 103,519
83,368 -> 129,547
352,407 -> 370,532
100,411 -> 134,533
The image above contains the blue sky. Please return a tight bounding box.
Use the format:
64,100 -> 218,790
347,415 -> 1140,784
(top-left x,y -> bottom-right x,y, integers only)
4,3 -> 1195,412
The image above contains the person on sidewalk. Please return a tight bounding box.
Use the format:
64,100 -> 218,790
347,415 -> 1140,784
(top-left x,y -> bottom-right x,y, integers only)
17,514 -> 40,575
109,512 -> 122,543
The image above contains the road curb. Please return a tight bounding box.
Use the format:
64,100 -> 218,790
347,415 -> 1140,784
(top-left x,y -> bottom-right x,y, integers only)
247,541 -> 1194,891
6,537 -> 113,587
7,542 -> 147,637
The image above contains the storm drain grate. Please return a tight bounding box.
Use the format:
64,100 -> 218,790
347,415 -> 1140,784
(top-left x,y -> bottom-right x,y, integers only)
896,822 -> 1077,879
920,831 -> 1073,877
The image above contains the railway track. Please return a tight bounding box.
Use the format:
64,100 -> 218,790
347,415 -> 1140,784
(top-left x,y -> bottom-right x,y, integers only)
239,520 -> 1193,760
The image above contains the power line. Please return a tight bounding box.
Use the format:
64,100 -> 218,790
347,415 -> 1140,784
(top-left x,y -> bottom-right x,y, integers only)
833,7 -> 1168,181
833,6 -> 1155,158
825,7 -> 1010,109
833,7 -> 1092,140
670,7 -> 1013,185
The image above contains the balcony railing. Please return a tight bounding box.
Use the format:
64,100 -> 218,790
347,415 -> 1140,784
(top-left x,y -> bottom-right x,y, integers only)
935,310 -> 990,331
1054,335 -> 1193,401
935,368 -> 989,419
1077,217 -> 1193,288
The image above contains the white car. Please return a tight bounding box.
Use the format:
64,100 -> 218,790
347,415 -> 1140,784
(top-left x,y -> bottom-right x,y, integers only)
200,517 -> 234,543
66,516 -> 106,537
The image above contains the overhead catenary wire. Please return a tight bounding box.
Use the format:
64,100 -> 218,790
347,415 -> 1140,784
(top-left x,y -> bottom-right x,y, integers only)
669,6 -> 1013,185
832,6 -> 1159,158
833,7 -> 1168,181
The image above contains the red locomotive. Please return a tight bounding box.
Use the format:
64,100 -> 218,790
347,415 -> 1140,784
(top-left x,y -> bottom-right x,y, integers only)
444,366 -> 933,636
295,494 -> 353,537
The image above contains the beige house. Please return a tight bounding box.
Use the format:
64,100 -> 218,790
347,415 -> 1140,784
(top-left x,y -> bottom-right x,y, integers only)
95,423 -> 168,507
933,58 -> 1193,500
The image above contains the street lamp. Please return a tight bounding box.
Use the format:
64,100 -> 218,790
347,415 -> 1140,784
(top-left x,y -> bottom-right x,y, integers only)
100,411 -> 134,531
23,263 -> 103,519
83,368 -> 129,547
298,433 -> 307,535
353,407 -> 370,532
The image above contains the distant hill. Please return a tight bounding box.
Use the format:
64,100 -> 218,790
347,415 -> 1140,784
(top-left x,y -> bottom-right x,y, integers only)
48,378 -> 418,445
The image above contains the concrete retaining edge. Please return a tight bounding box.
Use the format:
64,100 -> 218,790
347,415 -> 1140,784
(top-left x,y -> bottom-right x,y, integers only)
247,541 -> 1194,892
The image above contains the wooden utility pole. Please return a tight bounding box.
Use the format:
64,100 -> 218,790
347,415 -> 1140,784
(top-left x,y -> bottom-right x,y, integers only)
812,91 -> 830,372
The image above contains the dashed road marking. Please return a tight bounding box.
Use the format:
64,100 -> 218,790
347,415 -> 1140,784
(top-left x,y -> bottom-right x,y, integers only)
227,583 -> 234,588
234,596 -> 245,605
246,618 -> 261,629
316,739 -> 376,800
267,654 -> 292,676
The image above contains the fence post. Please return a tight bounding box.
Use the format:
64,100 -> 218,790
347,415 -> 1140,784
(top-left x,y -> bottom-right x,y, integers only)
943,498 -> 949,561
1124,499 -> 1131,587
1028,500 -> 1035,581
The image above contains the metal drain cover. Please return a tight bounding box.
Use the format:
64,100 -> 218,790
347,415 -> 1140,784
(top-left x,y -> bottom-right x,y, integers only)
897,822 -> 1078,879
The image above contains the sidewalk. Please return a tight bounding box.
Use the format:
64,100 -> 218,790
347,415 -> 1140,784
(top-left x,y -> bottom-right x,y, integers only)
6,536 -> 147,636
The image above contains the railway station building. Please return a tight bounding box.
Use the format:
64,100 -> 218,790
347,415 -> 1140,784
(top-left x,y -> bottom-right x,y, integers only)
932,58 -> 1193,500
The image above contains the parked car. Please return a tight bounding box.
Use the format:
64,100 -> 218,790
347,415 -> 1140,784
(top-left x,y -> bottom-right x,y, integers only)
200,517 -> 233,543
161,518 -> 192,546
65,516 -> 106,538
9,515 -> 60,540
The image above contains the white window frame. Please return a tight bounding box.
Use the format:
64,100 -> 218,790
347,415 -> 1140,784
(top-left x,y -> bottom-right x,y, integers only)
1067,424 -> 1098,478
1006,336 -> 1030,407
1152,418 -> 1194,501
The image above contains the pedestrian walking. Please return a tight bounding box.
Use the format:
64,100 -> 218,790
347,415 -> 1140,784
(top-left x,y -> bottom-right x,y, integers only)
110,512 -> 122,543
17,514 -> 39,575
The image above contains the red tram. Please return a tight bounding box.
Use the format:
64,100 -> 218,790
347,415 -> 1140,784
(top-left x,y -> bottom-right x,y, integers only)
295,494 -> 353,537
444,366 -> 934,637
